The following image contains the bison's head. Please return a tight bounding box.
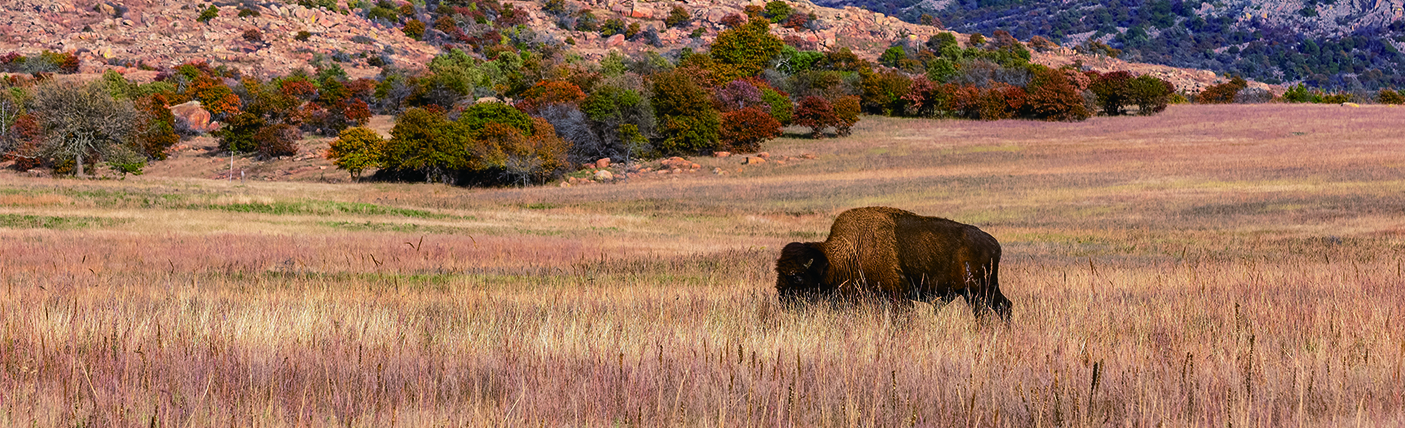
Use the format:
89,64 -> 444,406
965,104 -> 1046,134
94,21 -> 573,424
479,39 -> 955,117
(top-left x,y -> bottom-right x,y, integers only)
775,242 -> 830,308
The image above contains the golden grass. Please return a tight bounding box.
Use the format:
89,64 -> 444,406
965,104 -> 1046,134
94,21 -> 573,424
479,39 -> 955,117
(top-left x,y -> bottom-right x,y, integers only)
1,104 -> 1403,426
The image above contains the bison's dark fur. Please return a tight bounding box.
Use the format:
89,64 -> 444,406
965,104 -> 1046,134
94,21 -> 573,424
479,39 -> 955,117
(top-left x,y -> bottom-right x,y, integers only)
775,207 -> 1010,320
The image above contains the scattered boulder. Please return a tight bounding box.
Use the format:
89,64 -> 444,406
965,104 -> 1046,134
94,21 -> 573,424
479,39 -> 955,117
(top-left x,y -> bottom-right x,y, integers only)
593,170 -> 614,181
743,157 -> 766,165
169,101 -> 214,132
714,151 -> 731,158
595,158 -> 611,169
756,152 -> 770,159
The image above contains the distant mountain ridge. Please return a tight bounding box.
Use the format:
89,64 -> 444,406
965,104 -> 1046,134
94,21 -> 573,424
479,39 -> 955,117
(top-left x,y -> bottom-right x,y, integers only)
834,0 -> 1405,90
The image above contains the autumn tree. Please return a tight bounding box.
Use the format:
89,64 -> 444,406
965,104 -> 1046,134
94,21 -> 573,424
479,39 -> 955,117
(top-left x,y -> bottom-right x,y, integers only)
1024,68 -> 1091,121
709,18 -> 784,80
651,70 -> 720,153
327,126 -> 384,179
794,96 -> 839,138
719,107 -> 781,152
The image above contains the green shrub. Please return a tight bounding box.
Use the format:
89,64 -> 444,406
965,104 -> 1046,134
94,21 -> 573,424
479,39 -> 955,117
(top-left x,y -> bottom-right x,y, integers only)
295,30 -> 312,41
197,5 -> 219,23
1282,83 -> 1320,103
760,87 -> 793,125
1088,71 -> 1134,115
878,46 -> 906,68
327,126 -> 385,179
709,19 -> 784,79
601,18 -> 626,37
763,1 -> 793,23
860,69 -> 913,115
1127,75 -> 1174,115
651,70 -> 720,153
665,6 -> 690,28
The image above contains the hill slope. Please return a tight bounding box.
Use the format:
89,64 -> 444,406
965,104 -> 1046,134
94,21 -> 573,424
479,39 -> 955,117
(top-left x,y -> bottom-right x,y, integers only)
2,0 -> 1259,93
833,0 -> 1405,90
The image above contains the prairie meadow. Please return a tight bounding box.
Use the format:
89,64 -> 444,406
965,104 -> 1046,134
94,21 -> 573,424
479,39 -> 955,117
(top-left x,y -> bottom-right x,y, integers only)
1,104 -> 1403,426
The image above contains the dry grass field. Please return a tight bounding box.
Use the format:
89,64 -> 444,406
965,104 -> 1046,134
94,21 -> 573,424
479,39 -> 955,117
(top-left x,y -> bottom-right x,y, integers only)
1,104 -> 1403,427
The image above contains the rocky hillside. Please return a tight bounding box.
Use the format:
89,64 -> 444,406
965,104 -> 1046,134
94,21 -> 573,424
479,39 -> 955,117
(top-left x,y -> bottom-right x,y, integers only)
1,0 -> 1258,93
1,0 -> 438,79
835,0 -> 1405,90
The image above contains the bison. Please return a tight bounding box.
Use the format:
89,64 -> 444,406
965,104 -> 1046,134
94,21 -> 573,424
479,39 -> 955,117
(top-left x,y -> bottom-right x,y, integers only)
775,207 -> 1010,320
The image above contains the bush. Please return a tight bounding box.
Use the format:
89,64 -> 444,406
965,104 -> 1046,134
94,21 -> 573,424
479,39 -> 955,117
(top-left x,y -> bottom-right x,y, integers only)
1233,87 -> 1272,104
760,88 -> 793,125
367,4 -> 400,23
1197,77 -> 1247,104
242,28 -> 263,42
575,10 -> 599,31
135,94 -> 180,159
878,46 -> 906,68
794,96 -> 839,138
238,8 -> 260,17
434,16 -> 458,34
709,19 -> 784,79
1379,89 -> 1405,105
1088,71 -> 1133,115
665,6 -> 691,28
719,107 -> 781,152
1127,75 -> 1174,115
295,31 -> 312,41
4,114 -> 44,171
1028,35 -> 1057,52
380,107 -> 460,182
601,18 -> 626,37
535,103 -> 606,165
327,126 -> 385,179
403,19 -> 425,39
860,69 -> 913,115
217,112 -> 264,153
720,13 -> 746,28
949,84 -> 1022,120
1025,68 -> 1091,121
833,95 -> 860,135
714,79 -> 765,112
516,81 -> 587,114
459,102 -> 535,137
253,123 -> 301,159
651,70 -> 720,153
763,1 -> 793,23
781,13 -> 809,30
188,75 -> 242,118
477,118 -> 570,185
197,5 -> 219,23
968,33 -> 986,47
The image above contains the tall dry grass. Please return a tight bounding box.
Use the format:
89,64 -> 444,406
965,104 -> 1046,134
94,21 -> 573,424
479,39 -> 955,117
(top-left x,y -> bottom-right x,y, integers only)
1,104 -> 1404,426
